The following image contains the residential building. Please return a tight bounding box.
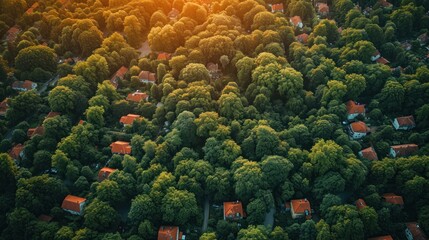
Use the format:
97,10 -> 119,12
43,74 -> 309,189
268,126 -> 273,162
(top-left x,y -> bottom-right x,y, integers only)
290,16 -> 303,28
379,0 -> 393,8
110,141 -> 132,155
139,70 -> 156,84
376,57 -> 390,65
317,3 -> 329,17
297,33 -> 309,44
356,198 -> 367,210
405,222 -> 428,240
27,125 -> 45,138
383,193 -> 404,205
127,91 -> 148,103
346,100 -> 365,120
157,52 -> 172,61
389,144 -> 418,158
368,236 -> 394,240
371,50 -> 381,61
349,121 -> 370,139
223,201 -> 244,221
6,26 -> 21,43
61,195 -> 86,215
393,116 -> 416,130
9,144 -> 24,160
25,2 -> 39,14
207,62 -> 222,80
270,3 -> 284,13
158,226 -> 185,240
110,66 -> 128,89
98,167 -> 116,182
12,80 -> 37,92
359,147 -> 378,160
290,198 -> 311,219
119,114 -> 141,126
0,98 -> 10,117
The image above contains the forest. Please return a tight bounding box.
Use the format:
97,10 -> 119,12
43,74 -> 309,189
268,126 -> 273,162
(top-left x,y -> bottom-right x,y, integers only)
1,0 -> 429,239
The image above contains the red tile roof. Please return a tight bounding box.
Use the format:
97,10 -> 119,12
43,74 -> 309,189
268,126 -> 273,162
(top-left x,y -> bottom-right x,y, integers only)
297,33 -> 309,44
350,121 -> 370,133
25,2 -> 39,14
126,91 -> 148,103
406,222 -> 428,240
158,226 -> 183,240
383,193 -> 404,205
38,214 -> 53,222
157,53 -> 172,61
12,80 -> 36,91
391,144 -> 418,157
290,16 -> 302,26
9,144 -> 24,160
61,195 -> 86,214
119,114 -> 141,125
138,70 -> 156,82
0,98 -> 10,116
376,57 -> 390,65
110,141 -> 132,155
360,147 -> 378,160
46,112 -> 60,119
27,126 -> 45,138
224,201 -> 244,220
356,198 -> 367,210
291,199 -> 311,218
395,116 -> 415,128
110,66 -> 128,89
6,26 -> 21,42
346,100 -> 365,115
98,167 -> 116,182
271,3 -> 284,12
368,236 -> 394,240
318,3 -> 329,13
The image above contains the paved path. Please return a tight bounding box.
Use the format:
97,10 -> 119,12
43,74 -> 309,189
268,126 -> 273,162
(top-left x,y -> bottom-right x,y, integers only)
202,196 -> 210,232
38,74 -> 59,94
264,207 -> 275,230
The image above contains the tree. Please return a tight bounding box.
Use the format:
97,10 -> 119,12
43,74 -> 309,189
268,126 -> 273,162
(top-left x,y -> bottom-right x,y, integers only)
84,199 -> 118,231
416,104 -> 429,129
86,106 -> 105,127
309,140 -> 345,176
378,81 -> 405,113
4,207 -> 36,240
161,187 -> 198,225
218,92 -> 244,119
124,15 -> 143,48
237,225 -> 269,240
345,74 -> 366,100
48,86 -> 78,114
73,54 -> 109,90
391,8 -> 413,38
15,45 -> 57,75
299,220 -> 317,240
246,198 -> 267,224
261,155 -> 293,189
179,63 -> 210,83
96,180 -> 124,205
234,160 -> 266,202
0,153 -> 17,194
6,91 -> 42,122
199,35 -> 235,63
128,194 -> 156,225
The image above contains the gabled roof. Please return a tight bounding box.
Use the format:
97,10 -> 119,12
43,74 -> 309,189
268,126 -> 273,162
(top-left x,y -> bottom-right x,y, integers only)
290,16 -> 302,26
360,147 -> 378,160
9,144 -> 24,160
6,26 -> 21,42
224,201 -> 244,220
394,116 -> 415,128
110,141 -> 132,155
12,80 -> 36,91
120,114 -> 141,125
350,121 -> 370,133
0,98 -> 10,115
157,52 -> 172,61
406,222 -> 428,240
25,2 -> 39,14
138,70 -> 156,82
346,100 -> 365,114
297,33 -> 309,44
27,125 -> 45,138
368,236 -> 394,240
383,193 -> 404,205
376,57 -> 390,65
390,144 -> 418,157
46,112 -> 61,119
356,198 -> 367,210
158,226 -> 183,240
206,62 -> 219,72
379,0 -> 393,7
110,66 -> 128,88
271,3 -> 284,12
291,199 -> 311,215
61,195 -> 86,213
318,3 -> 329,13
98,167 -> 117,182
126,91 -> 148,103
372,50 -> 381,57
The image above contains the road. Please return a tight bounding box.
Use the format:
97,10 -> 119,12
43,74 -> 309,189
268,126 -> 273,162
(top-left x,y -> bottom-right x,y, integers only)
38,74 -> 59,94
264,207 -> 275,230
202,196 -> 210,232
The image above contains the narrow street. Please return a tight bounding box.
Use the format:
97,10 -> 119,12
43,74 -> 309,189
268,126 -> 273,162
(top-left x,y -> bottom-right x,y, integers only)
202,196 -> 210,232
264,207 -> 275,230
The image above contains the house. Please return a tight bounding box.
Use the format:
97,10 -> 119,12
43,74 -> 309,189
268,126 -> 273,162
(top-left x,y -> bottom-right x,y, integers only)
9,144 -> 24,160
270,3 -> 284,13
25,2 -> 39,14
418,33 -> 429,46
98,167 -> 116,182
379,0 -> 393,8
371,50 -> 381,61
376,57 -> 390,65
110,66 -> 128,89
297,33 -> 309,44
402,41 -> 412,51
110,141 -> 132,155
368,236 -> 394,240
119,114 -> 141,126
405,222 -> 428,240
45,112 -> 61,119
317,3 -> 329,17
12,80 -> 37,92
223,201 -> 244,221
359,147 -> 378,160
0,98 -> 10,117
207,62 -> 222,80
349,121 -> 370,139
383,193 -> 404,205
168,8 -> 180,20
6,26 -> 21,42
126,91 -> 148,103
158,226 -> 185,240
389,144 -> 418,158
356,198 -> 367,210
61,195 -> 86,215
392,116 -> 416,130
157,52 -> 172,61
290,16 -> 303,28
138,70 -> 156,84
346,100 -> 365,120
290,198 -> 311,219
27,125 -> 45,138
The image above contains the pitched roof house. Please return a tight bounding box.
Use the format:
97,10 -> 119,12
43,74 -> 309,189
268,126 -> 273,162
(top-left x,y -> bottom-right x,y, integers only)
290,199 -> 311,219
46,111 -> 61,119
0,98 -> 10,117
61,195 -> 86,215
138,70 -> 156,84
383,193 -> 404,205
290,16 -> 303,28
393,116 -> 416,130
270,3 -> 284,13
98,167 -> 116,182
389,144 -> 418,158
27,125 -> 45,138
359,147 -> 378,160
297,33 -> 309,44
223,201 -> 244,221
25,2 -> 39,14
371,50 -> 381,61
6,26 -> 21,42
349,121 -> 370,139
126,91 -> 148,103
12,80 -> 37,92
379,0 -> 393,8
9,144 -> 24,160
376,57 -> 390,65
317,3 -> 329,17
110,141 -> 132,155
346,100 -> 365,120
110,66 -> 128,89
405,222 -> 428,240
119,114 -> 141,126
158,226 -> 185,240
157,52 -> 172,61
368,236 -> 394,240
356,198 -> 367,210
